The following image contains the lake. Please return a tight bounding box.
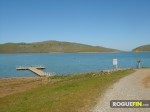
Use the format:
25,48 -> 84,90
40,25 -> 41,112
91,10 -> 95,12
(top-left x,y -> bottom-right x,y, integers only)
0,52 -> 150,78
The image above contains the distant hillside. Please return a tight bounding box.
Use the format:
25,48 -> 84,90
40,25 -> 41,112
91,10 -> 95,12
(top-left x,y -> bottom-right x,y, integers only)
133,44 -> 150,52
0,40 -> 119,53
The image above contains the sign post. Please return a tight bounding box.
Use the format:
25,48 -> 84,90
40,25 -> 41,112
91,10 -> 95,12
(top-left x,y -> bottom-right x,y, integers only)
113,59 -> 118,70
135,48 -> 141,69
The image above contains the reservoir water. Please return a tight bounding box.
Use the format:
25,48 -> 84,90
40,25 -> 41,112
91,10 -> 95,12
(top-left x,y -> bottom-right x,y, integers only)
0,52 -> 150,78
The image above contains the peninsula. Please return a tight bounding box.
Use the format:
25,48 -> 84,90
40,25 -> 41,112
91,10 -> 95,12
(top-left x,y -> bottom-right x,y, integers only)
133,44 -> 150,52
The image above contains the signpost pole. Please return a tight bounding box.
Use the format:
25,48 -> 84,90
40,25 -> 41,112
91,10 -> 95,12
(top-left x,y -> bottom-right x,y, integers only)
135,48 -> 141,69
113,59 -> 118,70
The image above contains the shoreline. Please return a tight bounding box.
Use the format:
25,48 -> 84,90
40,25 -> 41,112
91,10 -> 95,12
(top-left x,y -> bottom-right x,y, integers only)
0,51 -> 149,55
0,51 -> 121,54
0,68 -> 132,79
0,77 -> 41,79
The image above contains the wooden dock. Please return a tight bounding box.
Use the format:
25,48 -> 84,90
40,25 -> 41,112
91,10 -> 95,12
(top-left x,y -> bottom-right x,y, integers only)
16,66 -> 49,77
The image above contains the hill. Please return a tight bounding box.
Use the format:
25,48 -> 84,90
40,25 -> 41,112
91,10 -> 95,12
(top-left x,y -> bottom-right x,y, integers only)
133,44 -> 150,52
0,40 -> 119,53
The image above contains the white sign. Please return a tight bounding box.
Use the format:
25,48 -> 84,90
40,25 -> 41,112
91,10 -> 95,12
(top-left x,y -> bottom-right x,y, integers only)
113,59 -> 118,65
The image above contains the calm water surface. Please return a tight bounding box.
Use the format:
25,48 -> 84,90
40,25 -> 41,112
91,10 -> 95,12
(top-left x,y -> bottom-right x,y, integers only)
0,52 -> 150,78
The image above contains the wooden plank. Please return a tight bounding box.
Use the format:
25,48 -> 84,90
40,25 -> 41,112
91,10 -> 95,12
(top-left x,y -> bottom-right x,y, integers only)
28,67 -> 45,77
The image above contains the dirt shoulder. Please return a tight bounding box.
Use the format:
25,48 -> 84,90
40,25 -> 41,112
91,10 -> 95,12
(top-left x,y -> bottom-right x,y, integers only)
0,77 -> 48,98
142,75 -> 150,88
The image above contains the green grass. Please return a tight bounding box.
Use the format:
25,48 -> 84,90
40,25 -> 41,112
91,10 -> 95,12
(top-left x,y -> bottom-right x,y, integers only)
0,70 -> 134,112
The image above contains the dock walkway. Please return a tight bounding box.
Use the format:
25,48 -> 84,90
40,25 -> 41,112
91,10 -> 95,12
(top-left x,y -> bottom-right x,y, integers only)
28,67 -> 45,77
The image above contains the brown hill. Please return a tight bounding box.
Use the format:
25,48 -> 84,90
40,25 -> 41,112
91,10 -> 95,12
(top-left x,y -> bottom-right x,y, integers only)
0,40 -> 120,53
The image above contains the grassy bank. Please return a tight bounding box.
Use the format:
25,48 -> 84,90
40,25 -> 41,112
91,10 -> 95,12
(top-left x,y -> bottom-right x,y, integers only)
0,70 -> 134,112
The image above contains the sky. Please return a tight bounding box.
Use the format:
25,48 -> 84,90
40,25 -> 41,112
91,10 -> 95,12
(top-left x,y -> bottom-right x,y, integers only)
0,0 -> 150,51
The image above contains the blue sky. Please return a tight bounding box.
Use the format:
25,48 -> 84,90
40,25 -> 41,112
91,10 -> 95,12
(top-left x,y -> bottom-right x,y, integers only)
0,0 -> 150,51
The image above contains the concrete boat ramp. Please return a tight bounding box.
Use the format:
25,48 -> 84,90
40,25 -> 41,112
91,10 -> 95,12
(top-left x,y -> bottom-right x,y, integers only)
16,66 -> 52,77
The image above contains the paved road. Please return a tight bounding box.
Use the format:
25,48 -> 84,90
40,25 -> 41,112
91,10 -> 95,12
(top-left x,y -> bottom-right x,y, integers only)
92,69 -> 150,112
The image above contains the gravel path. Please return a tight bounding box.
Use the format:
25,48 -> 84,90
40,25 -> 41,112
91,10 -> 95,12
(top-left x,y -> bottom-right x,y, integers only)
92,69 -> 150,112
